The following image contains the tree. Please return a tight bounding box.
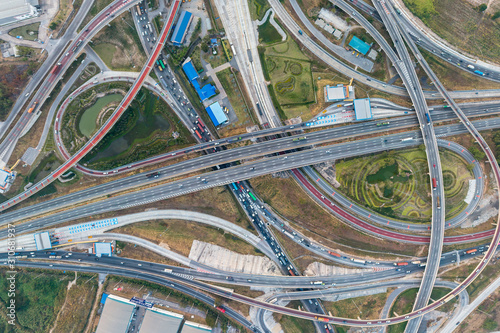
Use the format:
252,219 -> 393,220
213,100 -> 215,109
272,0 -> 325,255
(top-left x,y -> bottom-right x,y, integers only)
469,145 -> 486,160
477,3 -> 487,11
201,42 -> 209,53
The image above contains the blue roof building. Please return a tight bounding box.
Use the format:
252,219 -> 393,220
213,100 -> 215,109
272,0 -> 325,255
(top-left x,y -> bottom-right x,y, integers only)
206,102 -> 228,127
171,11 -> 193,46
93,242 -> 112,256
182,61 -> 199,81
183,59 -> 216,101
349,36 -> 371,55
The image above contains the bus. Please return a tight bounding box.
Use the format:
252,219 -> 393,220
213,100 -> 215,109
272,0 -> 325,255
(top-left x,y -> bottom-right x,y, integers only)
432,178 -> 437,189
194,129 -> 202,139
376,122 -> 390,126
249,192 -> 256,201
394,262 -> 408,266
197,123 -> 204,133
465,249 -> 477,254
232,183 -> 238,191
425,113 -> 431,123
292,136 -> 307,142
159,59 -> 166,69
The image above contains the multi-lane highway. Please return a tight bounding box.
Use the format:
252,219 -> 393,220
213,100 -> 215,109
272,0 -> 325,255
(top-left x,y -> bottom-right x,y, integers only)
5,100 -> 498,223
385,1 -> 500,329
5,118 -> 500,248
3,248 -> 496,327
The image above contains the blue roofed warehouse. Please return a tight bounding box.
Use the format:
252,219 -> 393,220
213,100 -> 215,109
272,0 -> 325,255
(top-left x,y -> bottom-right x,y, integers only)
182,60 -> 199,81
206,102 -> 228,127
171,10 -> 193,46
348,35 -> 371,55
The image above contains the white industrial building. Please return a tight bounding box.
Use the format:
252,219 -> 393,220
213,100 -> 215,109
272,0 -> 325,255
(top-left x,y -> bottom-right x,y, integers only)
353,98 -> 373,121
325,85 -> 346,102
0,0 -> 40,26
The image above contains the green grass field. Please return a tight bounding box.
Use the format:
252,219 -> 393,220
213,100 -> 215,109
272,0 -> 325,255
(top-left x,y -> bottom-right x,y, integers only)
262,37 -> 315,111
403,0 -> 500,61
216,68 -> 256,134
8,23 -> 40,41
387,287 -> 456,333
0,269 -> 73,333
249,0 -> 270,20
335,147 -> 473,222
92,43 -> 115,67
258,16 -> 282,44
91,11 -> 146,71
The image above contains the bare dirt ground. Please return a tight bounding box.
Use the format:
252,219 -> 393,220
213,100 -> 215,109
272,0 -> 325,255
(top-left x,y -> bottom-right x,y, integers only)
189,240 -> 282,275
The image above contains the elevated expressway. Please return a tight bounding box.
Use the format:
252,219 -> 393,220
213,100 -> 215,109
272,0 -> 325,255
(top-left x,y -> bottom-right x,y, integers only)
384,1 -> 500,330
3,118 -> 500,243
3,252 -> 493,328
52,90 -> 500,176
372,1 -> 448,329
0,0 -> 143,164
0,0 -> 182,210
300,137 -> 484,232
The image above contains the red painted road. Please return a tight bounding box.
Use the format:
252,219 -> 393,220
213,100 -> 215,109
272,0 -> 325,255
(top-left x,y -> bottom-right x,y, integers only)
1,0 -> 180,210
292,169 -> 495,244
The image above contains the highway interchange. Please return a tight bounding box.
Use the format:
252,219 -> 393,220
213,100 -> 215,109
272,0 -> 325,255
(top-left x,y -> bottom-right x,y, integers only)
1,0 -> 500,331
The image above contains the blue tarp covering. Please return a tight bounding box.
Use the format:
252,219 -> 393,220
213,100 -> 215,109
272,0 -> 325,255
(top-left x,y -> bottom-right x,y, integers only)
206,102 -> 228,126
100,293 -> 109,304
348,35 -> 371,55
171,11 -> 193,45
182,61 -> 199,81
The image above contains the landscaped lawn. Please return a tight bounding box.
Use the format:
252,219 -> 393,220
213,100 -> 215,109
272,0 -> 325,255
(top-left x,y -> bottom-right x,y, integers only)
8,23 -> 40,41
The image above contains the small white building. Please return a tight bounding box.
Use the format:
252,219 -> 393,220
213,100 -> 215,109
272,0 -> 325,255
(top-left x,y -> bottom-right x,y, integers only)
353,98 -> 372,121
314,18 -> 326,29
325,85 -> 347,102
323,24 -> 334,34
368,48 -> 378,60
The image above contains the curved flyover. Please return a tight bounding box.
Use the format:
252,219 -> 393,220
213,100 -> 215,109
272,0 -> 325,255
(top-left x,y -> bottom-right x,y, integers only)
0,0 -> 182,212
300,138 -> 483,232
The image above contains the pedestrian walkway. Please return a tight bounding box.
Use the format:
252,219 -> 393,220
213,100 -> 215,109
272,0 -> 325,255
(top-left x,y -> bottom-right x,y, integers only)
203,63 -> 227,107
